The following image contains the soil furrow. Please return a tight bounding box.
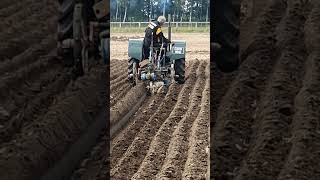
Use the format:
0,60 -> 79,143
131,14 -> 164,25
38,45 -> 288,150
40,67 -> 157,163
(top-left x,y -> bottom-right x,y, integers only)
0,14 -> 57,61
0,1 -> 109,179
276,2 -> 320,179
110,83 -> 181,179
110,63 -> 127,81
110,95 -> 160,168
110,59 -> 118,65
0,0 -> 19,10
70,132 -> 107,180
110,59 -> 125,68
0,0 -> 47,31
0,66 -> 106,180
0,52 -> 59,107
110,74 -> 128,91
110,82 -> 146,127
277,50 -> 320,180
0,68 -> 71,144
211,64 -> 236,126
0,35 -> 56,76
132,61 -> 206,179
110,61 -> 124,70
234,1 -> 309,178
110,68 -> 127,81
110,84 -> 131,107
0,0 -> 56,36
110,69 -> 126,81
182,64 -> 210,179
155,61 -> 208,179
110,59 -> 124,71
110,60 -> 200,179
212,1 -> 288,179
110,61 -> 195,169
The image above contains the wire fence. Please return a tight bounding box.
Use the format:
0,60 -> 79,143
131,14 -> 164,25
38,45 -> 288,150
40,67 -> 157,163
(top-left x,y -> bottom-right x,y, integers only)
111,22 -> 210,28
111,22 -> 210,33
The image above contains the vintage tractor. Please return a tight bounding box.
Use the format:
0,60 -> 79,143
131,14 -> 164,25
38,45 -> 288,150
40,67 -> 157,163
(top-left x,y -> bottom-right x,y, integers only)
127,15 -> 186,94
57,0 -> 109,75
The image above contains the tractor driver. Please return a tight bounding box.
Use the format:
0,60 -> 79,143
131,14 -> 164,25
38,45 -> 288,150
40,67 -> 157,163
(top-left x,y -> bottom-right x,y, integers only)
143,16 -> 171,59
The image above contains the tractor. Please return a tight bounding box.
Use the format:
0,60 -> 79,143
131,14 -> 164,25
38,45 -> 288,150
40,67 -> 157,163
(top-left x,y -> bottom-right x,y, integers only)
127,15 -> 186,94
57,0 -> 109,75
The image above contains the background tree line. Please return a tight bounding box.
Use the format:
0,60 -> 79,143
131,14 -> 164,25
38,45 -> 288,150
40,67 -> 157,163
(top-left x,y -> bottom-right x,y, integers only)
110,0 -> 210,22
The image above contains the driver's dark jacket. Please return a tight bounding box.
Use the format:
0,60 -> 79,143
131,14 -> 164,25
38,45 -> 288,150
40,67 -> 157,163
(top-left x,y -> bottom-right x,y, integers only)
143,21 -> 170,59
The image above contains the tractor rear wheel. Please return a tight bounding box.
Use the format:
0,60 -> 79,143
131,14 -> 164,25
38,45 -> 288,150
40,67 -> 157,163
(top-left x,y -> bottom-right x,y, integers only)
57,0 -> 97,71
212,0 -> 240,72
57,0 -> 76,66
174,58 -> 185,84
128,58 -> 139,86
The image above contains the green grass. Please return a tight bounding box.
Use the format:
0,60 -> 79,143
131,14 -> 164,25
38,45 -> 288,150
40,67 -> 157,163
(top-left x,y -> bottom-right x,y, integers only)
111,26 -> 210,33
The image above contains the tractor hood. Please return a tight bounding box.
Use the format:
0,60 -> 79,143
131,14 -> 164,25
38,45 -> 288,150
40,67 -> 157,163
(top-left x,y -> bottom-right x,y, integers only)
168,40 -> 186,60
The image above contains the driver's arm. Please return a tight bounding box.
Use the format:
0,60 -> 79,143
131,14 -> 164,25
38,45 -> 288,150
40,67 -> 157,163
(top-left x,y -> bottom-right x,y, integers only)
156,27 -> 171,43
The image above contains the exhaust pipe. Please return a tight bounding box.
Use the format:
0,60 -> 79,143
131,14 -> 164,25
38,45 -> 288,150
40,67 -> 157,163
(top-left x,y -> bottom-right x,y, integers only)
168,14 -> 171,42
168,14 -> 172,51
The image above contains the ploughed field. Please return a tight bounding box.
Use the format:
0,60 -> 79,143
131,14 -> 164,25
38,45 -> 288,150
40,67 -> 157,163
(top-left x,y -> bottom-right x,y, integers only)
110,32 -> 210,179
0,0 -> 107,179
212,0 -> 320,179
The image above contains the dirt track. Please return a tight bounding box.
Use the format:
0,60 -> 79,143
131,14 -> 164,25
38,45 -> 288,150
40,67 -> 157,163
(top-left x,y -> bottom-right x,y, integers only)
212,0 -> 320,179
0,1 -> 107,179
110,33 -> 210,179
111,32 -> 210,60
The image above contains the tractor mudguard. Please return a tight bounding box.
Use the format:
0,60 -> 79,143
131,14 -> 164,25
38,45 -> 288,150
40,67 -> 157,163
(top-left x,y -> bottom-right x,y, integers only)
167,40 -> 186,61
128,39 -> 144,61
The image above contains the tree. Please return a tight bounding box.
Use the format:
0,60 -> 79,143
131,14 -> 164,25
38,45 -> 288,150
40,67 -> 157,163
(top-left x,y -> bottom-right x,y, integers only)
115,0 -> 119,21
110,0 -> 210,22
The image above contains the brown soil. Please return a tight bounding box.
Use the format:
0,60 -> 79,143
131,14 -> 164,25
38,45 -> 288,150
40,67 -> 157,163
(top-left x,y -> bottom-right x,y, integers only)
108,58 -> 210,179
212,0 -> 320,179
111,33 -> 210,60
110,35 -> 142,42
0,1 -> 107,179
73,25 -> 210,180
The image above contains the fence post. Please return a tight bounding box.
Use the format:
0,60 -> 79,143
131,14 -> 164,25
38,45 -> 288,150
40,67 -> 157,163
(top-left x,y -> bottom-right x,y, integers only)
139,22 -> 141,28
